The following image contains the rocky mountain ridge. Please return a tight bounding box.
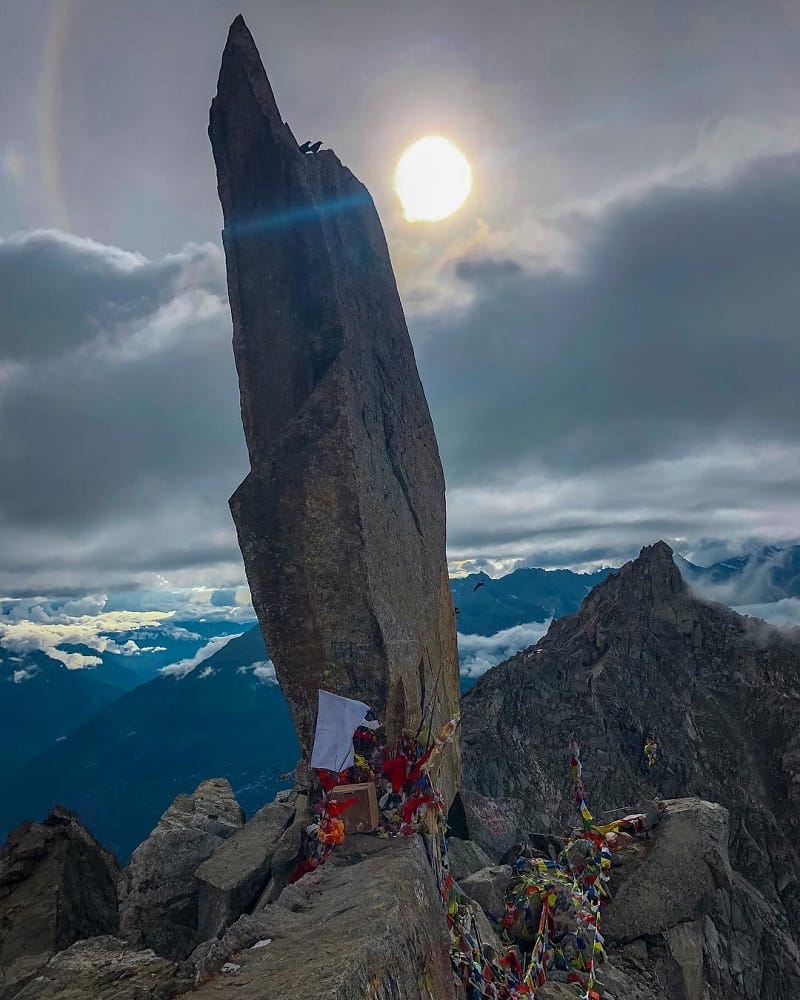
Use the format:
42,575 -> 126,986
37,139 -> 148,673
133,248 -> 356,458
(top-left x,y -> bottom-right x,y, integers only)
459,540 -> 800,998
4,543 -> 800,998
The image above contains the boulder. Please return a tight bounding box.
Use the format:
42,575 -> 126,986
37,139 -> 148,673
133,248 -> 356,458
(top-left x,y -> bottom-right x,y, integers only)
11,936 -> 191,1000
119,778 -> 243,961
0,806 -> 119,998
458,864 -> 512,919
603,797 -> 732,943
603,798 -> 800,1000
195,798 -> 294,940
184,835 -> 457,999
208,15 -> 461,806
445,837 -> 494,882
452,789 -> 528,859
535,986 -> 583,1000
253,793 -> 310,907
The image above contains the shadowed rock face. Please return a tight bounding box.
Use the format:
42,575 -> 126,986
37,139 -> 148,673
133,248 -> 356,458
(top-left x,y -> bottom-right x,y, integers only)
0,807 -> 119,998
208,17 -> 460,802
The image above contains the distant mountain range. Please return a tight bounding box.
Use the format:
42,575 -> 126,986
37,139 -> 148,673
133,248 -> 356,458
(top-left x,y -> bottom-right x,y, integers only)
0,627 -> 297,861
678,543 -> 800,605
0,652 -> 119,771
0,620 -> 251,774
3,543 -> 798,859
451,565 -> 613,636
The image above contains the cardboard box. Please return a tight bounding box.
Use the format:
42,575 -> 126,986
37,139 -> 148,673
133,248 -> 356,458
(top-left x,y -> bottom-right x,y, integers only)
329,782 -> 379,834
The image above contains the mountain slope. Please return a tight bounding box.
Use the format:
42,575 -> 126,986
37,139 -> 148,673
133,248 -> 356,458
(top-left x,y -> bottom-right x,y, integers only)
0,652 -> 120,769
0,627 -> 299,860
451,565 -> 612,636
461,542 -> 800,938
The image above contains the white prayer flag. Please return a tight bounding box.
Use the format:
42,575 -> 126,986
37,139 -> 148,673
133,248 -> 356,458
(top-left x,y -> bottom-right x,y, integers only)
309,689 -> 373,772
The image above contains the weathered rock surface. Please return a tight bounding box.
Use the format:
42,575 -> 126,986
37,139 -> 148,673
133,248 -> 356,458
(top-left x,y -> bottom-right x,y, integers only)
11,936 -> 191,1000
195,799 -> 294,940
0,807 -> 118,998
451,788 -> 532,860
119,778 -> 243,961
603,798 -> 732,943
461,544 -> 800,998
462,543 -> 800,889
602,799 -> 800,1000
445,837 -> 494,882
184,835 -> 457,999
253,793 -> 309,907
208,16 -> 460,805
458,865 -> 512,920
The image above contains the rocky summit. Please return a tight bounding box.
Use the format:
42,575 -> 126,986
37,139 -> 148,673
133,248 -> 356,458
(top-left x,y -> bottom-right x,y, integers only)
118,778 -> 244,961
208,16 -> 460,803
0,807 -> 119,999
2,13 -> 797,1000
460,540 -> 800,998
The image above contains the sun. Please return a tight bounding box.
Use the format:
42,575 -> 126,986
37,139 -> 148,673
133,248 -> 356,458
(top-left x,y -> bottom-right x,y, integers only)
394,136 -> 472,222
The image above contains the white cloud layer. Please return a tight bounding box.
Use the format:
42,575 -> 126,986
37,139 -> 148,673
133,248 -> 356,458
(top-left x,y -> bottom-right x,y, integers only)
237,660 -> 278,685
0,608 -> 173,669
733,599 -> 800,631
159,632 -> 243,679
458,620 -> 551,679
0,590 -> 256,673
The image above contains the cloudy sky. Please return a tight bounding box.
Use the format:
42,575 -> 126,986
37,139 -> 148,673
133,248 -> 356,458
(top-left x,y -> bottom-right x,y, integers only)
2,0 -> 799,598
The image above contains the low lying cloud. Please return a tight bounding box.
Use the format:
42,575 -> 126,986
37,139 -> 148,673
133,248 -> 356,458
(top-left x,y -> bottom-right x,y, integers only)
159,632 -> 243,679
0,608 -> 173,669
733,598 -> 800,631
680,544 -> 800,607
0,589 -> 256,673
237,660 -> 278,685
458,620 -> 551,679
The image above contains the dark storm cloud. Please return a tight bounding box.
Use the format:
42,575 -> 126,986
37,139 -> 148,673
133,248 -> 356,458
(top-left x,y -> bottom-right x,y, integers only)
0,230 -> 246,589
0,231 -> 227,361
0,230 -> 241,526
417,152 -> 800,485
2,151 -> 800,590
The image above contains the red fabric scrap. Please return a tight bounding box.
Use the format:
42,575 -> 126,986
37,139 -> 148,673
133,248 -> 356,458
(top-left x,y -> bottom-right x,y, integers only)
326,797 -> 358,818
316,769 -> 337,793
406,747 -> 434,783
383,752 -> 409,792
401,792 -> 434,823
288,859 -> 317,884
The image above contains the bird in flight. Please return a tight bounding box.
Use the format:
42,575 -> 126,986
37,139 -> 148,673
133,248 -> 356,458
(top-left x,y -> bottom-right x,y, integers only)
472,580 -> 485,593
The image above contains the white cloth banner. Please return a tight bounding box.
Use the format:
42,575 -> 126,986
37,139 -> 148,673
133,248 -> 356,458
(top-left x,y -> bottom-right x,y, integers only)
309,689 -> 372,773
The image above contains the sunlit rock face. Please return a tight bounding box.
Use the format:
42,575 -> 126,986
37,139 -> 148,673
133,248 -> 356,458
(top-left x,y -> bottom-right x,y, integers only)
208,17 -> 460,804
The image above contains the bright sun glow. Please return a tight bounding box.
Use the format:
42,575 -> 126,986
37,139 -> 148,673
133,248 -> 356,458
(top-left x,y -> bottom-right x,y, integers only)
394,136 -> 472,222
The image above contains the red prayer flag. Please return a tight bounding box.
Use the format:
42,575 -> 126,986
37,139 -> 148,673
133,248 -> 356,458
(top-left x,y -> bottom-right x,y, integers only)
326,797 -> 358,818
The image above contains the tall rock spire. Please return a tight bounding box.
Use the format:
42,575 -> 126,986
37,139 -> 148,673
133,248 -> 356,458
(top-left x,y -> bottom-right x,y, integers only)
209,18 -> 461,802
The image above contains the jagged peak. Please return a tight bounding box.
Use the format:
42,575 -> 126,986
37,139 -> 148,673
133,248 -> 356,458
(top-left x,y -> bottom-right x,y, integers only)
638,539 -> 675,562
597,539 -> 684,598
211,16 -> 284,138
